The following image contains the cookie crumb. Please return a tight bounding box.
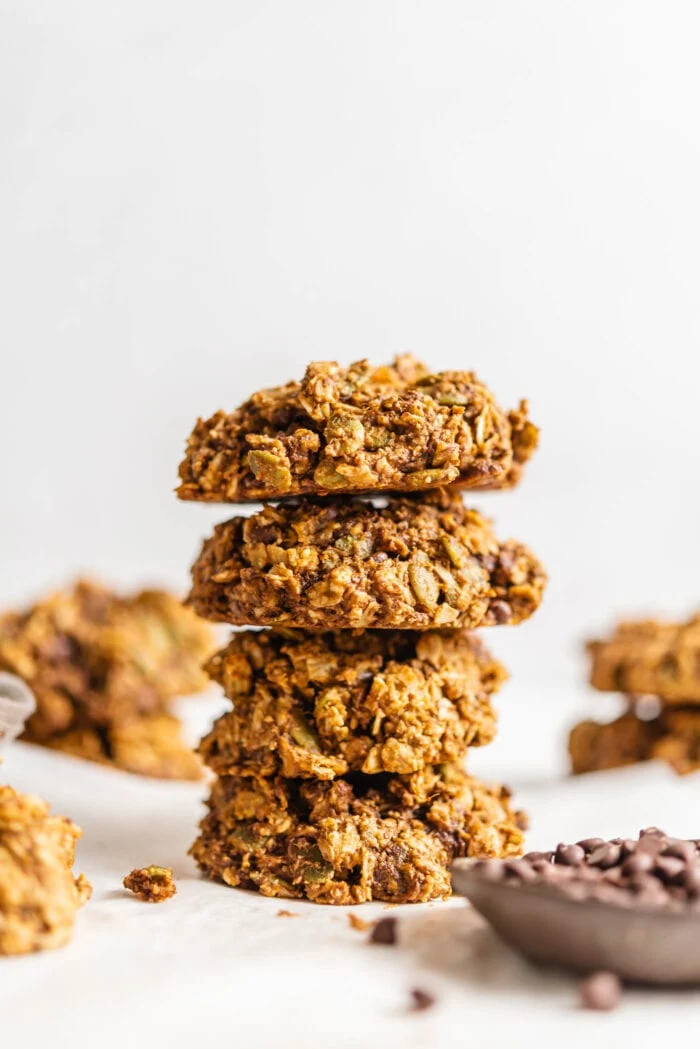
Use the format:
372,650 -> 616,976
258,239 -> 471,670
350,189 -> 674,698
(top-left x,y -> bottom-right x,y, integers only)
123,865 -> 176,902
348,913 -> 371,932
369,916 -> 397,945
409,988 -> 436,1012
277,909 -> 299,918
579,971 -> 622,1011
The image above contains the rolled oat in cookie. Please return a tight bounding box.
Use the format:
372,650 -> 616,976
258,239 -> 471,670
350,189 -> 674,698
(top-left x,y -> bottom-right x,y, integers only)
188,488 -> 546,631
201,628 -> 504,779
191,763 -> 524,905
177,355 -> 538,504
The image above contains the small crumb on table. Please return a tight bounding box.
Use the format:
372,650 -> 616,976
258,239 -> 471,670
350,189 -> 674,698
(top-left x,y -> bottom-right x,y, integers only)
277,909 -> 299,918
123,865 -> 176,902
347,913 -> 371,932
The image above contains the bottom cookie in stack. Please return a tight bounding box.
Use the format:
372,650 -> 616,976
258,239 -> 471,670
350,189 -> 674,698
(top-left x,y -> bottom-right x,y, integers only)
191,764 -> 525,905
569,702 -> 700,776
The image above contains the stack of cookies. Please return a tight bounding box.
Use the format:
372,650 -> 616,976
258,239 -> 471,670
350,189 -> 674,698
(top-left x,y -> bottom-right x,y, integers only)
178,355 -> 546,904
570,615 -> 700,776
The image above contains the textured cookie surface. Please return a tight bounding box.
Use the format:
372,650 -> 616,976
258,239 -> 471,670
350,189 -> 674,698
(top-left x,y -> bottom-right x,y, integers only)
188,488 -> 546,631
569,704 -> 700,776
202,628 -> 504,778
177,355 -> 538,503
191,764 -> 525,905
0,785 -> 91,955
0,579 -> 211,778
589,615 -> 700,703
45,712 -> 202,780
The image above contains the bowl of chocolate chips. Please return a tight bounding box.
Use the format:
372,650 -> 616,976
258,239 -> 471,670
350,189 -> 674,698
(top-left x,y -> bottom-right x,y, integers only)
452,828 -> 700,985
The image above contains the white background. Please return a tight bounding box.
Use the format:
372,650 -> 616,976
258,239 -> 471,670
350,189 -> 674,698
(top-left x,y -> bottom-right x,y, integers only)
3,4 -> 700,1044
3,1 -> 700,693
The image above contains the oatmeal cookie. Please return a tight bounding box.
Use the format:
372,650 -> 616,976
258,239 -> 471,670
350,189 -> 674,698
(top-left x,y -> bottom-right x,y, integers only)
568,710 -> 658,774
177,355 -> 538,503
588,615 -> 700,703
45,712 -> 202,780
0,580 -> 212,777
188,488 -> 545,631
0,785 -> 91,954
201,628 -> 504,779
190,764 -> 525,904
569,704 -> 700,776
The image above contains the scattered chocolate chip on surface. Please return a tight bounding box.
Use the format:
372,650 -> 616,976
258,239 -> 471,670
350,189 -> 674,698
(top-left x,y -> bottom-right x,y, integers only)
370,916 -> 398,945
579,971 -> 622,1011
409,988 -> 436,1012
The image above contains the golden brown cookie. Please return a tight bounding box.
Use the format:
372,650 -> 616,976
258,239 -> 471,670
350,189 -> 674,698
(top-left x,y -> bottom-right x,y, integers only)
569,704 -> 700,776
191,764 -> 525,905
0,580 -> 212,778
177,356 -> 538,504
188,488 -> 545,631
588,615 -> 700,703
201,628 -> 504,779
0,785 -> 91,955
45,712 -> 202,780
568,710 -> 658,774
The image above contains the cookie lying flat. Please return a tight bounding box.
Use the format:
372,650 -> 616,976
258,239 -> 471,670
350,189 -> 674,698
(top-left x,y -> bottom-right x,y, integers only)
569,705 -> 700,776
588,615 -> 700,703
201,628 -> 504,778
0,785 -> 91,955
45,712 -> 202,780
568,710 -> 658,774
177,355 -> 538,503
190,764 -> 524,905
188,488 -> 546,631
0,579 -> 212,778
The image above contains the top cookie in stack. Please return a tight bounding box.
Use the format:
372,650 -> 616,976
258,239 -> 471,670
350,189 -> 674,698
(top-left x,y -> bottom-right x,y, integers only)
177,354 -> 538,503
179,356 -> 545,905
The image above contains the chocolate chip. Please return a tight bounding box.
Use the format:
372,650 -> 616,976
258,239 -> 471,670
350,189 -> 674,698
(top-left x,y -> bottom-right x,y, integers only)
370,917 -> 397,945
489,600 -> 512,624
576,837 -> 605,853
654,856 -> 686,884
662,839 -> 697,863
622,852 -> 654,876
555,843 -> 585,866
579,971 -> 622,1011
588,843 -> 621,869
409,988 -> 436,1012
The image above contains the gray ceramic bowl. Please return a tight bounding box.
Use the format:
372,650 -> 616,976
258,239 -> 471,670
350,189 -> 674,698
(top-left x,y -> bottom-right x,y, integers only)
452,858 -> 700,985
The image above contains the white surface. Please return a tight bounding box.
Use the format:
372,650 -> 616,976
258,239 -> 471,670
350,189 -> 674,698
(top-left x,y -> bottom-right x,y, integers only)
3,2 -> 700,691
3,689 -> 700,1048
